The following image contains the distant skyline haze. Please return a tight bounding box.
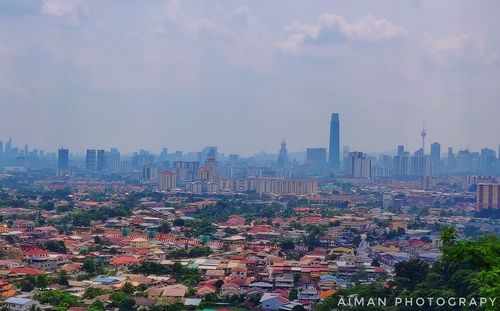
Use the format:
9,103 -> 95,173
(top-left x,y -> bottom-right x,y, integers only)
0,0 -> 499,156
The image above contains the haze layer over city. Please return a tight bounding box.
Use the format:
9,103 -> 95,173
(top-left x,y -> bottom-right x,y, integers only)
0,1 -> 499,311
1,0 -> 500,155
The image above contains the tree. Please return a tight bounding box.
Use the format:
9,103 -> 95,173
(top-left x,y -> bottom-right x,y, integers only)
83,259 -> 102,275
439,226 -> 458,247
172,218 -> 185,226
394,259 -> 429,290
35,290 -> 81,309
88,300 -> 105,311
122,282 -> 135,295
118,298 -> 137,311
293,272 -> 301,285
280,238 -> 295,250
132,261 -> 168,275
110,291 -> 129,306
203,292 -> 219,303
57,270 -> 69,286
158,222 -> 171,233
288,288 -> 298,300
19,280 -> 34,292
35,274 -> 49,289
215,279 -> 224,290
84,287 -> 108,299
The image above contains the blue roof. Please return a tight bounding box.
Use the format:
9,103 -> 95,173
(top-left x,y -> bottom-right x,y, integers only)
5,297 -> 33,305
320,274 -> 338,280
320,274 -> 348,284
94,277 -> 119,283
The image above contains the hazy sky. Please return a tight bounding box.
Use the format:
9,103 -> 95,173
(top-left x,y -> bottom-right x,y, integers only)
1,0 -> 499,156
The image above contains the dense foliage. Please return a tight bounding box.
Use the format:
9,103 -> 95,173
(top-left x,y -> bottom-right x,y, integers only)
315,228 -> 500,311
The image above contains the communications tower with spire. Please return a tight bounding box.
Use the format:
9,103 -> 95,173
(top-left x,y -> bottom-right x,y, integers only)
421,122 -> 427,155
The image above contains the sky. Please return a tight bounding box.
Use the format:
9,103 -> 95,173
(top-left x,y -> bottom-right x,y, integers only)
0,0 -> 499,156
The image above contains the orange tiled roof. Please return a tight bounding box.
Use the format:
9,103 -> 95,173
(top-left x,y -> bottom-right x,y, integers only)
111,256 -> 141,265
320,289 -> 336,299
9,267 -> 45,276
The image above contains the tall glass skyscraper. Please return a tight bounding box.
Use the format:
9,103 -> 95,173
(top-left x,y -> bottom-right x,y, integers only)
329,113 -> 340,170
57,148 -> 69,170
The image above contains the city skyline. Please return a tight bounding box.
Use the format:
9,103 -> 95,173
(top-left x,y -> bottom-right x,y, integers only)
0,126 -> 499,158
1,1 -> 500,154
0,2 -> 498,309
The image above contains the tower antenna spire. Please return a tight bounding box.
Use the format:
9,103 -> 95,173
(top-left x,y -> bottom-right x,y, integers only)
421,121 -> 427,154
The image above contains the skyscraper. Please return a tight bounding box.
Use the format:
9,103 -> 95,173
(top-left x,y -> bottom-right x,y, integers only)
86,149 -> 96,170
57,148 -> 69,170
329,113 -> 340,170
430,142 -> 441,165
397,145 -> 405,156
5,138 -> 11,156
277,140 -> 289,167
96,150 -> 106,171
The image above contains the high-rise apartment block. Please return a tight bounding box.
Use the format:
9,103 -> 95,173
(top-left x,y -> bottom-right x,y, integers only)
477,183 -> 500,210
348,152 -> 372,179
160,170 -> 177,191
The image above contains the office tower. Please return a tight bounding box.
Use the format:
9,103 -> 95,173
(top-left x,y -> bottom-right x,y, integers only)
477,183 -> 500,210
430,142 -> 441,168
0,141 -> 3,158
96,149 -> 106,171
329,113 -> 340,170
306,148 -> 327,165
86,149 -> 96,170
202,146 -> 217,161
480,148 -> 496,173
24,145 -> 28,157
5,138 -> 11,156
348,152 -> 371,179
277,140 -> 289,167
228,154 -> 239,162
397,145 -> 405,156
159,170 -> 177,191
448,147 -> 454,161
393,154 -> 410,177
411,154 -> 433,177
456,150 -> 472,173
108,148 -> 121,170
57,148 -> 69,170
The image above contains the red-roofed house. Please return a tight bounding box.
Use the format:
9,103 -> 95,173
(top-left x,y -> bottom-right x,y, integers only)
9,267 -> 45,276
110,256 -> 141,269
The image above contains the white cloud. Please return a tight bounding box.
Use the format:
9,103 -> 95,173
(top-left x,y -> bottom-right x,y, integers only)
42,0 -> 87,25
278,14 -> 407,53
422,33 -> 498,65
42,0 -> 85,16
